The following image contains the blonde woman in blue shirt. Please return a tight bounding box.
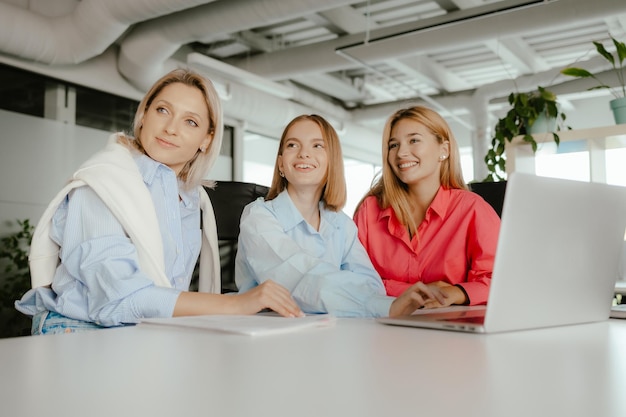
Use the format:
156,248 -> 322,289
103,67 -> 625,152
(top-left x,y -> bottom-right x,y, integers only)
16,69 -> 302,334
236,114 -> 443,317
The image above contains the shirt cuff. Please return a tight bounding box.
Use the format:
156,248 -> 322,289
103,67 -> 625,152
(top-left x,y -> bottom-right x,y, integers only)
128,286 -> 182,322
454,284 -> 471,305
367,295 -> 395,317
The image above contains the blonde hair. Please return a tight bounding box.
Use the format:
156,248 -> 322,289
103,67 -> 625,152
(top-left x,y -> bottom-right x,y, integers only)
118,68 -> 223,190
266,114 -> 347,211
356,106 -> 467,234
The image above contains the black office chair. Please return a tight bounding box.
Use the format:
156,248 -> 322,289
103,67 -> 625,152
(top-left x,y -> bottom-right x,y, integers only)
468,181 -> 507,218
198,181 -> 270,293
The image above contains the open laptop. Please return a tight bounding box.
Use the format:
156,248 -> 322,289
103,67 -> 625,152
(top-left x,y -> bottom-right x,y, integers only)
377,172 -> 626,333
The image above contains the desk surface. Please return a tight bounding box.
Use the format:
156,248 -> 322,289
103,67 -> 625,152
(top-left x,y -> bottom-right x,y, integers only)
1,318 -> 625,417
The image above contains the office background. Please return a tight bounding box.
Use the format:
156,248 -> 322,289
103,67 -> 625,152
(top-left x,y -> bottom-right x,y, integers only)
1,0 -> 625,234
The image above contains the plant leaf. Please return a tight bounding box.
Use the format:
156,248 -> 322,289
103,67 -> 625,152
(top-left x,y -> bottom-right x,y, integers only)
614,37 -> 626,65
588,85 -> 611,91
539,88 -> 556,102
594,41 -> 615,66
561,67 -> 593,78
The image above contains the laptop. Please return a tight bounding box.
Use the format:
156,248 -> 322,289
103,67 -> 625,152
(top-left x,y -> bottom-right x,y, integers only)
377,172 -> 626,333
610,304 -> 626,319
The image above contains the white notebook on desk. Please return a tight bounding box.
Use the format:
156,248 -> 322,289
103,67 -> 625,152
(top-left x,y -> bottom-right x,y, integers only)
378,173 -> 626,333
140,313 -> 336,336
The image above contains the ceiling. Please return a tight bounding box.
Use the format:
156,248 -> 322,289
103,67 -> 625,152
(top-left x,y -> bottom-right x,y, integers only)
0,0 -> 625,135
206,0 -> 624,107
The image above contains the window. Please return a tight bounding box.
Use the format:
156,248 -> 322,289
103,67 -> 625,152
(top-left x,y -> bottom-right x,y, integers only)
242,132 -> 277,187
504,125 -> 626,185
0,64 -> 137,131
535,141 -> 590,182
0,64 -> 45,118
459,146 -> 475,184
344,158 -> 380,216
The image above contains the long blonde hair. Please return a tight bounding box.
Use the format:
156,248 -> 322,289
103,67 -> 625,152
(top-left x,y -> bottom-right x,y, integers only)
356,106 -> 467,234
266,114 -> 347,211
118,68 -> 223,190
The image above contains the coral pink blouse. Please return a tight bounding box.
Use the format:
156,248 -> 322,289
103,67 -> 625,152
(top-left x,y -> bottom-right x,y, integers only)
353,187 -> 500,305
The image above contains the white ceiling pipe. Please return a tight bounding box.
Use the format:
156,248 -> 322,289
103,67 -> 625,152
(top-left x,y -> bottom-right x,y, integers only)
0,0 -> 214,65
187,52 -> 353,127
117,0 -> 356,91
283,81 -> 353,122
216,80 -> 379,154
224,79 -> 381,155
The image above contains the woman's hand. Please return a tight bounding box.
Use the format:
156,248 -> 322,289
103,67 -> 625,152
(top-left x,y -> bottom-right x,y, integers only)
234,280 -> 304,318
421,281 -> 467,309
388,280 -> 471,317
174,280 -> 304,318
389,281 -> 445,317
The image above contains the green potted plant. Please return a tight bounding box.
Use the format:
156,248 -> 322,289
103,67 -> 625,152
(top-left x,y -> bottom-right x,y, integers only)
483,86 -> 568,181
0,219 -> 33,338
560,35 -> 626,124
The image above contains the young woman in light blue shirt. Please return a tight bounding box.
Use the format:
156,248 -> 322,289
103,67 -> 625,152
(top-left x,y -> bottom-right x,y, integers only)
235,114 -> 443,317
16,69 -> 302,334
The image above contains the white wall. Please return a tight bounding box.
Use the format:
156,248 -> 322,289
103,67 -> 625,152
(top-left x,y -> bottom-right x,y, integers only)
0,110 -> 109,235
0,109 -> 232,236
561,94 -> 616,130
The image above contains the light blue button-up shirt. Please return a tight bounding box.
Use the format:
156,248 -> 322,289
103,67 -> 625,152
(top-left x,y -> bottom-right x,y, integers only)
15,153 -> 201,327
235,191 -> 394,317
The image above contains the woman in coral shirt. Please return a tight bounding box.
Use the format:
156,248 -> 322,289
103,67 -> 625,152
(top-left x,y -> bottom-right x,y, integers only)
354,106 -> 500,307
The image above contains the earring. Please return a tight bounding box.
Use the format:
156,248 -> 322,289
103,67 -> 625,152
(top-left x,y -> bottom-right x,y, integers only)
200,145 -> 206,153
440,155 -> 447,160
279,171 -> 285,178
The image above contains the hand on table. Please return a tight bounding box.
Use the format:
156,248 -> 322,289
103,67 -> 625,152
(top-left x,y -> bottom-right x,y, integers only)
389,281 -> 446,317
235,280 -> 305,318
388,281 -> 467,317
421,281 -> 467,309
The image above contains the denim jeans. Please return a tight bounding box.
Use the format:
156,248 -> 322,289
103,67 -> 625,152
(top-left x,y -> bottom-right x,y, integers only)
31,311 -> 107,335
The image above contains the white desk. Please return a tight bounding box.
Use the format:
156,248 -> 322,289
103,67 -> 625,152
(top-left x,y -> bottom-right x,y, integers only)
1,318 -> 625,417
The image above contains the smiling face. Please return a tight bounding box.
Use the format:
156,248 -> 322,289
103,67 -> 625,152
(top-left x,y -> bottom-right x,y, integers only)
139,82 -> 212,176
387,118 -> 449,190
278,119 -> 329,194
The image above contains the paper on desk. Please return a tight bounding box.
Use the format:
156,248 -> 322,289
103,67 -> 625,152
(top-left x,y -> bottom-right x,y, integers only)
139,314 -> 336,336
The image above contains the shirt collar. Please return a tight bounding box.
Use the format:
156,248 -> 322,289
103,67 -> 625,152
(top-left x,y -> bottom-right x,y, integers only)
178,182 -> 196,208
428,186 -> 451,219
377,185 -> 451,224
132,152 -> 196,207
272,190 -> 338,232
134,152 -> 164,186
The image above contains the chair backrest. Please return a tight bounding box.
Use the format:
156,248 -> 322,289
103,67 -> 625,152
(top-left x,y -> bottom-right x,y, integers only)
468,181 -> 507,217
203,181 -> 269,292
